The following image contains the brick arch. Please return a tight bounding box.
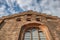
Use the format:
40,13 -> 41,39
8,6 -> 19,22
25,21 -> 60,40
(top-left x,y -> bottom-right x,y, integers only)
18,23 -> 53,40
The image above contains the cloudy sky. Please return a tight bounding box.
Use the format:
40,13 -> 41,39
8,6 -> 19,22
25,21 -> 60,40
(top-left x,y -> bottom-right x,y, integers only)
0,0 -> 60,17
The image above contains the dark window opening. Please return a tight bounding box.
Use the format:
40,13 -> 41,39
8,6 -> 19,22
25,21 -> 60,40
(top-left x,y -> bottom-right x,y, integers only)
26,18 -> 31,21
16,18 -> 21,21
36,18 -> 40,21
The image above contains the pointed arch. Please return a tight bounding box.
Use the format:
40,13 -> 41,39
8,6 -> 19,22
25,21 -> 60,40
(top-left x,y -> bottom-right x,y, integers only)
18,23 -> 53,40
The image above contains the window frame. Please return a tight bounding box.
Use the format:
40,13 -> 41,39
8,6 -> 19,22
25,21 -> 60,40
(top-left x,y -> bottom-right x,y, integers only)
18,24 -> 53,40
24,28 -> 47,40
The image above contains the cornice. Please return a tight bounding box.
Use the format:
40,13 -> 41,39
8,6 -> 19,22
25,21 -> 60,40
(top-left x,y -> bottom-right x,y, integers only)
0,10 -> 60,24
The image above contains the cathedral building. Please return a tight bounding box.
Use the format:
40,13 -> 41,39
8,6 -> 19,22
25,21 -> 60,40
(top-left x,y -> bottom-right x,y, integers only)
0,10 -> 60,40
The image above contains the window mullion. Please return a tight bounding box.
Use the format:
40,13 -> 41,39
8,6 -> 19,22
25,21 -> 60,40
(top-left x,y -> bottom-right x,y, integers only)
38,29 -> 40,40
31,29 -> 32,40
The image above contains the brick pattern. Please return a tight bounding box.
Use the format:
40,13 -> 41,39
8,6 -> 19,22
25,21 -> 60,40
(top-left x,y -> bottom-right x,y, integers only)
0,10 -> 60,40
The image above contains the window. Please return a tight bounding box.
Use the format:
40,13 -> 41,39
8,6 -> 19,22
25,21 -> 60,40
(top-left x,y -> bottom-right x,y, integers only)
36,18 -> 40,21
24,28 -> 46,40
24,31 -> 31,40
39,31 -> 46,40
16,18 -> 21,21
26,18 -> 31,21
32,29 -> 39,40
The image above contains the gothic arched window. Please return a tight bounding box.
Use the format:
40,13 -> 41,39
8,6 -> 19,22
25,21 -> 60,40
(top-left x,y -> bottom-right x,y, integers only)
24,28 -> 46,40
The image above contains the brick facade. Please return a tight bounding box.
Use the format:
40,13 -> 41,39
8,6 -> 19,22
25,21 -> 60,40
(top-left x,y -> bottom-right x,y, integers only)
0,10 -> 60,40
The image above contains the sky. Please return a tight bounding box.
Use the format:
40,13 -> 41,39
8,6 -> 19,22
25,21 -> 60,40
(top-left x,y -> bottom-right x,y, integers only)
0,0 -> 60,17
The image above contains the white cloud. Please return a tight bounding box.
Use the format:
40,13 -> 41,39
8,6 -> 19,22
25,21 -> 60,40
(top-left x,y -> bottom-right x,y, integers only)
0,5 -> 6,12
17,0 -> 60,17
0,0 -> 60,17
0,5 -> 7,17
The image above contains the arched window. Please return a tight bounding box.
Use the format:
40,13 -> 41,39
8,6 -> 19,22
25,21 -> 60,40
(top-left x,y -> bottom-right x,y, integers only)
24,30 -> 31,40
24,28 -> 46,40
